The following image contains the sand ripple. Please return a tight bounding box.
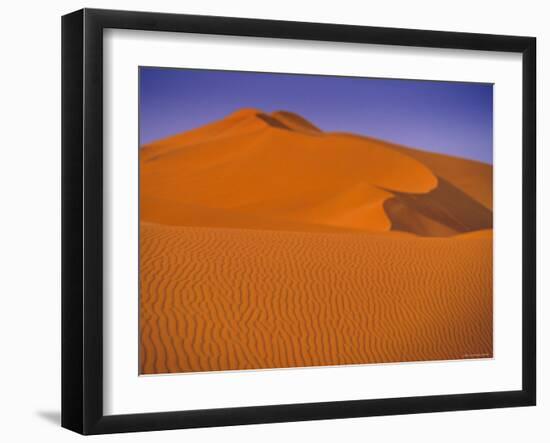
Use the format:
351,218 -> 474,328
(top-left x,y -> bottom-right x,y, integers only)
140,223 -> 492,374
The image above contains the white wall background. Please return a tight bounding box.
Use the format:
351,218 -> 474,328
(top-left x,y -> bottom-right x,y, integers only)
0,0 -> 545,441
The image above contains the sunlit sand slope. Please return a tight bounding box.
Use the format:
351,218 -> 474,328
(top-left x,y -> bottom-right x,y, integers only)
140,223 -> 492,374
141,109 -> 494,236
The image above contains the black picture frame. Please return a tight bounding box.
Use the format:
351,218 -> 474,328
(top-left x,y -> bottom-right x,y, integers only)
62,8 -> 536,435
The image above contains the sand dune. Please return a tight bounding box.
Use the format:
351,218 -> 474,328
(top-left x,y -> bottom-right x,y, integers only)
140,223 -> 492,374
139,109 -> 493,374
390,144 -> 493,210
141,109 -> 491,236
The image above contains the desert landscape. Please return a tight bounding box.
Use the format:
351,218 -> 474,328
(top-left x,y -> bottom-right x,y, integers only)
139,108 -> 493,375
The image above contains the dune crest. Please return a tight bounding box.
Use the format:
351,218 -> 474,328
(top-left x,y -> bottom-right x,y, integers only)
141,109 -> 493,237
270,110 -> 322,134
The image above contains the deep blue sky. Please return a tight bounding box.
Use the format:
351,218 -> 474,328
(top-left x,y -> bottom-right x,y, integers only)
139,67 -> 493,164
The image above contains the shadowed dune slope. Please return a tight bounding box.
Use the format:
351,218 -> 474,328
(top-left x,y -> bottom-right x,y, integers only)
327,132 -> 493,210
270,110 -> 322,135
384,177 -> 493,237
141,109 -> 492,237
389,143 -> 493,210
140,223 -> 493,374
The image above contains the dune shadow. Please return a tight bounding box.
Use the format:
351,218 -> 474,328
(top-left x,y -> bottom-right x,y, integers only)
256,113 -> 292,130
384,176 -> 493,237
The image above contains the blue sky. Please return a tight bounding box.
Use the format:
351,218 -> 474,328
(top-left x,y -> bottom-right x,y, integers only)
139,67 -> 493,164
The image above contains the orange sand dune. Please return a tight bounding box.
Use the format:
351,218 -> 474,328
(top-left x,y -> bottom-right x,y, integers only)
328,132 -> 493,210
140,223 -> 492,374
141,109 -> 491,236
139,109 -> 493,374
391,144 -> 493,210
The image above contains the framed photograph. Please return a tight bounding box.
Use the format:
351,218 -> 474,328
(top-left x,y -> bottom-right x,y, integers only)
61,8 -> 536,435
